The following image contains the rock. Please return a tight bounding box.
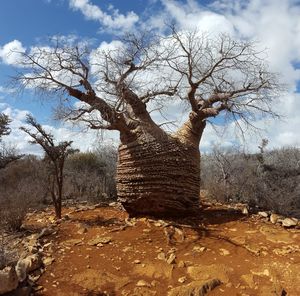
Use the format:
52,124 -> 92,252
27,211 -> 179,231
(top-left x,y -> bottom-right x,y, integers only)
259,225 -> 294,244
168,279 -> 221,296
122,246 -> 133,252
219,248 -> 230,256
187,264 -> 231,284
133,260 -> 141,264
62,214 -> 70,221
72,269 -> 130,291
157,252 -> 167,261
250,268 -> 270,277
178,276 -> 187,283
15,253 -> 42,282
62,239 -> 83,246
177,261 -> 186,268
77,227 -> 88,234
38,227 -> 55,239
136,280 -> 151,287
241,274 -> 256,289
281,218 -> 298,228
244,244 -> 262,256
258,211 -> 269,218
33,285 -> 44,292
133,260 -> 174,279
0,266 -> 18,294
273,245 -> 300,255
167,253 -> 176,265
270,214 -> 280,224
42,257 -> 55,266
28,273 -> 41,282
192,246 -> 206,253
242,207 -> 249,215
133,287 -> 157,296
87,236 -> 112,246
154,222 -> 162,227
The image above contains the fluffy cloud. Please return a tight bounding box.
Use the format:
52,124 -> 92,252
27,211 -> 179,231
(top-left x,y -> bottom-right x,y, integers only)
160,0 -> 235,35
151,0 -> 300,151
69,0 -> 139,32
0,103 -> 117,156
2,0 -> 300,153
0,40 -> 26,65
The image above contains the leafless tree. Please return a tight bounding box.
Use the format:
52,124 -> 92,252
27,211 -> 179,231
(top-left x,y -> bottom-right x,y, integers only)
20,115 -> 76,218
12,28 -> 281,217
0,113 -> 22,169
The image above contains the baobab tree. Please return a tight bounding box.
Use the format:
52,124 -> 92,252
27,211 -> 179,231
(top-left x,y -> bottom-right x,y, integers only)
13,29 -> 280,217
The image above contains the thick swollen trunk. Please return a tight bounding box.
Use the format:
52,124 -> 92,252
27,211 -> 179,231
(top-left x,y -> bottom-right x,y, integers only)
116,136 -> 201,217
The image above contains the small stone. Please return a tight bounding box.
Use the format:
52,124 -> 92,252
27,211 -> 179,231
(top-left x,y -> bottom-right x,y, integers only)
33,285 -> 44,292
122,246 -> 133,252
281,218 -> 298,228
177,261 -> 186,268
62,214 -> 70,221
133,260 -> 141,264
87,236 -> 112,246
77,227 -> 87,234
193,246 -> 206,253
157,252 -> 166,261
143,229 -> 151,233
270,213 -> 280,224
242,207 -> 249,215
63,239 -> 83,246
167,253 -> 176,265
15,253 -> 42,282
178,276 -> 187,283
258,211 -> 269,218
136,280 -> 151,287
28,274 -> 41,282
42,257 -> 55,266
219,248 -> 230,256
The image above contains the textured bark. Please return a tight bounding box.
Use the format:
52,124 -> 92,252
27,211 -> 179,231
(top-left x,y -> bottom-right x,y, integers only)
117,135 -> 201,217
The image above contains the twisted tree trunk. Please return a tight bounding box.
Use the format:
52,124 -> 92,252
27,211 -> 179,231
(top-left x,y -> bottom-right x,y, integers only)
116,116 -> 205,217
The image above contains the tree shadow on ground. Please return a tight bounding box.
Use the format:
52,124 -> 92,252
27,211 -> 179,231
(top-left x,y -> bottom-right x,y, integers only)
138,205 -> 247,244
73,216 -> 123,227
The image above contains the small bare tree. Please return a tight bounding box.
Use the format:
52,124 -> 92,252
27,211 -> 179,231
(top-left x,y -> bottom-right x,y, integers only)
12,28 -> 281,217
20,115 -> 76,218
0,113 -> 22,169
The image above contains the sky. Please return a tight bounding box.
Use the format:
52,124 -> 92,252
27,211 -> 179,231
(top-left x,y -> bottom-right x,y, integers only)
0,0 -> 300,155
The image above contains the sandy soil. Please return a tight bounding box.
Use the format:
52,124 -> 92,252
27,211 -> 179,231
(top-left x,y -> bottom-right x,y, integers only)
21,201 -> 300,296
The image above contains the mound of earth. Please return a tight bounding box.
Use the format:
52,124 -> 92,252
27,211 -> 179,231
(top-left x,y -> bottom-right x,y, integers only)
2,200 -> 300,295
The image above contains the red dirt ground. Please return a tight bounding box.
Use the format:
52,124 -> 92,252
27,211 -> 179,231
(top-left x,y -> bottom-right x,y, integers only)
23,201 -> 300,296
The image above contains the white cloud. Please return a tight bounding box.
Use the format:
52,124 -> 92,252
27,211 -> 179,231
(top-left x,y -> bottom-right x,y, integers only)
161,0 -> 234,35
69,0 -> 139,32
149,0 -> 300,151
0,40 -> 26,65
0,104 -> 116,156
2,0 -> 300,152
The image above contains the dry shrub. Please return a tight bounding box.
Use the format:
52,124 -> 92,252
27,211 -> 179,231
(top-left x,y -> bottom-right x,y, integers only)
201,145 -> 300,217
0,156 -> 48,232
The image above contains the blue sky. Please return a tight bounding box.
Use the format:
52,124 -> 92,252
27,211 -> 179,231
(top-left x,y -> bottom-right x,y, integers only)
0,0 -> 300,154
